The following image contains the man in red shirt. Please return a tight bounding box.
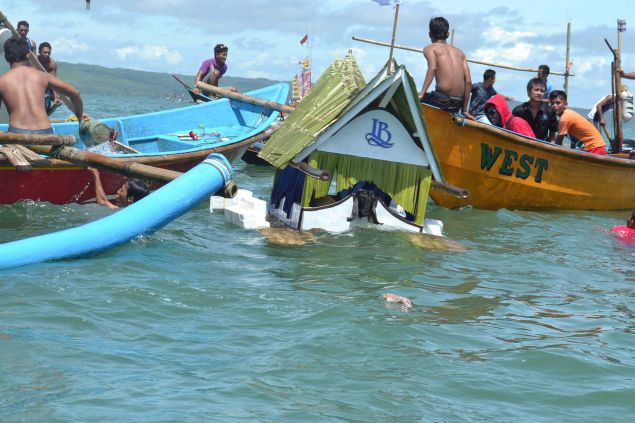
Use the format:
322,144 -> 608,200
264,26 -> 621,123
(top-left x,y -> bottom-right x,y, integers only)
549,90 -> 606,155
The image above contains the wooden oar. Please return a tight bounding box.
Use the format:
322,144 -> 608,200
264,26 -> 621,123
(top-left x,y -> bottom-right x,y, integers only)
0,11 -> 76,113
28,144 -> 182,183
602,125 -> 613,143
171,74 -> 216,102
196,81 -> 296,113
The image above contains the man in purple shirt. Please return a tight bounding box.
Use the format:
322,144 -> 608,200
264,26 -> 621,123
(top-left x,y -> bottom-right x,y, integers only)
193,43 -> 228,95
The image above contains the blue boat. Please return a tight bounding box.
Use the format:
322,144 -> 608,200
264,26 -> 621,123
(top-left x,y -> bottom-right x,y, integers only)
0,83 -> 289,205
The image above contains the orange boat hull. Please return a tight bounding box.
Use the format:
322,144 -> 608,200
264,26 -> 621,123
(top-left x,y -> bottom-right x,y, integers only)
422,105 -> 635,210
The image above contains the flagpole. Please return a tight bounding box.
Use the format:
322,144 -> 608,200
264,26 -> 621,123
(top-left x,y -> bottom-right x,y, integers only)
386,3 -> 400,74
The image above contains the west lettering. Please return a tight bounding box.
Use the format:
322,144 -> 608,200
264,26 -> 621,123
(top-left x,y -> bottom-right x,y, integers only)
480,143 -> 502,170
515,154 -> 534,179
499,150 -> 518,176
534,158 -> 548,183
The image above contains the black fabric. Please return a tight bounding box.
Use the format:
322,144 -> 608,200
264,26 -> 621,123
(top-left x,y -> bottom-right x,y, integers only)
511,102 -> 558,141
421,90 -> 463,113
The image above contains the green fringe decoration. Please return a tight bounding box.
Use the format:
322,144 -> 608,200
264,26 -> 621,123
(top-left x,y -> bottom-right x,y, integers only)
259,52 -> 366,169
301,151 -> 432,224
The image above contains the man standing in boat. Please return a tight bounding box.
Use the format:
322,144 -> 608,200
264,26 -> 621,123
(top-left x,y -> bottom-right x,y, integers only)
419,17 -> 474,119
549,90 -> 606,155
0,35 -> 83,134
537,64 -> 553,102
16,20 -> 36,53
37,41 -> 62,114
192,43 -> 234,96
512,78 -> 557,142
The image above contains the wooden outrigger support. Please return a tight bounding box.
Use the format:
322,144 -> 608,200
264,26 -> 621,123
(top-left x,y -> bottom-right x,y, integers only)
352,36 -> 574,77
564,22 -> 572,95
605,20 -> 625,153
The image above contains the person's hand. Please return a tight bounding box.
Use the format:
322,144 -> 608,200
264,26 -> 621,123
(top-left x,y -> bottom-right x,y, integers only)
618,69 -> 625,77
463,111 -> 477,121
193,87 -> 200,94
600,118 -> 606,126
505,96 -> 515,101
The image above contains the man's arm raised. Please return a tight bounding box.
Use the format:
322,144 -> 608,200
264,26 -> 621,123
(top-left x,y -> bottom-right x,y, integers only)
47,74 -> 83,122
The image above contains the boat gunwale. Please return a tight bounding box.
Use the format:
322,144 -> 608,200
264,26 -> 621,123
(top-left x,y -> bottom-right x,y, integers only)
422,104 -> 635,169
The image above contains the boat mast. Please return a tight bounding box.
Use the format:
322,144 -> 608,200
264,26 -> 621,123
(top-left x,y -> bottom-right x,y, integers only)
614,19 -> 626,152
564,22 -> 571,95
386,2 -> 400,74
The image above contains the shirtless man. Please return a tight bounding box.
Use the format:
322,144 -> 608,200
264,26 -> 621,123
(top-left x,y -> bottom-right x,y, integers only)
418,17 -> 473,119
0,36 -> 83,134
38,41 -> 62,112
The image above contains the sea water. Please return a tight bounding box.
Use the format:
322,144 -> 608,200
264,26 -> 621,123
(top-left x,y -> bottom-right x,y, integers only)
1,95 -> 634,422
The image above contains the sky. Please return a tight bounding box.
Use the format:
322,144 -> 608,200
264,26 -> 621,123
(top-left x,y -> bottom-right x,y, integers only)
2,0 -> 635,107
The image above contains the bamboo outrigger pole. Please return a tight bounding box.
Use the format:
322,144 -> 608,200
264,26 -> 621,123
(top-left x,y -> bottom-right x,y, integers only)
386,2 -> 400,74
564,22 -> 572,95
352,36 -> 574,77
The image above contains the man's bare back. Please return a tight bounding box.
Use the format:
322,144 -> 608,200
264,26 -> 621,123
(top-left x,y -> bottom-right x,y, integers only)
0,63 -> 82,130
418,17 -> 473,117
422,42 -> 468,97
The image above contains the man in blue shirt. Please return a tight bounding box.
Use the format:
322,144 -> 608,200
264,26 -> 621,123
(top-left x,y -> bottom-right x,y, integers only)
538,64 -> 553,103
468,69 -> 513,122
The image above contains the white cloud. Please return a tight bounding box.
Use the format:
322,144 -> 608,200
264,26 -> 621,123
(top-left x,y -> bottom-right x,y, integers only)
473,42 -> 534,64
114,45 -> 183,65
50,37 -> 90,55
481,26 -> 537,44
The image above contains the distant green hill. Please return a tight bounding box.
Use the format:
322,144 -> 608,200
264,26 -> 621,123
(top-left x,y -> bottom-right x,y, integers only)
0,60 -> 288,97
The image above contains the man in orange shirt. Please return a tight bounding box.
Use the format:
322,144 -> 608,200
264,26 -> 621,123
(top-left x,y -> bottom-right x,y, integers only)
549,90 -> 606,155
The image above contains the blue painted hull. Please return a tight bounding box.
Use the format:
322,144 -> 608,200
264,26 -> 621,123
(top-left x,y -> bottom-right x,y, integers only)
0,83 -> 289,157
0,154 -> 233,270
0,83 -> 288,204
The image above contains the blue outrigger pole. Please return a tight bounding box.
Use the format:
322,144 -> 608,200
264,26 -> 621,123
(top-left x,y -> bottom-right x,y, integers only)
0,154 -> 234,270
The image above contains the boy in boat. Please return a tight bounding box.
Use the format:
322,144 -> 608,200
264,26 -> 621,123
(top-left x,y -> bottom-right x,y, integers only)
0,35 -> 83,134
549,90 -> 607,155
483,94 -> 535,138
537,64 -> 553,102
512,78 -> 558,143
89,167 -> 150,209
37,41 -> 62,113
16,20 -> 36,53
419,17 -> 474,119
468,69 -> 513,122
192,43 -> 235,96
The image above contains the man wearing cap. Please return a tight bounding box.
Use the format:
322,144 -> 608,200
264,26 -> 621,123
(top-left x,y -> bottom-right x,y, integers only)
193,43 -> 228,95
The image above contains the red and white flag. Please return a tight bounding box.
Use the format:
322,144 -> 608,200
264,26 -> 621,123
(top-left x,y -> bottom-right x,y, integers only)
300,34 -> 308,45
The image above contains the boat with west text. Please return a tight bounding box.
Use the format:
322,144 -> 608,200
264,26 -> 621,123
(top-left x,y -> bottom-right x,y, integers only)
423,104 -> 635,211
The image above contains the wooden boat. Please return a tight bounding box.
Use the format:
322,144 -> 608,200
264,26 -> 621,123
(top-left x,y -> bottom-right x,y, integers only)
0,83 -> 289,204
257,53 -> 464,236
422,104 -> 635,210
